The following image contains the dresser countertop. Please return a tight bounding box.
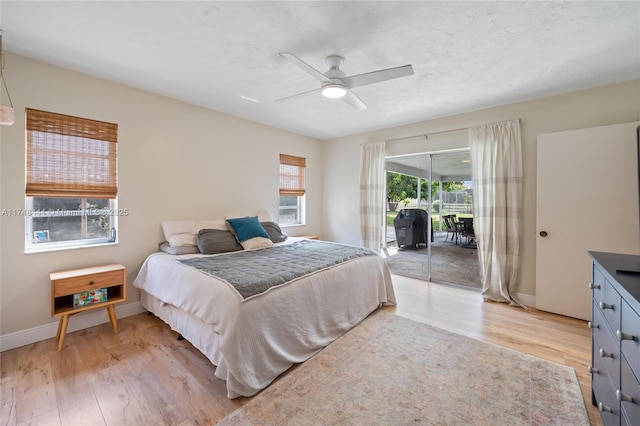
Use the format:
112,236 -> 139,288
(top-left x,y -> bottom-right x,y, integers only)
589,251 -> 640,310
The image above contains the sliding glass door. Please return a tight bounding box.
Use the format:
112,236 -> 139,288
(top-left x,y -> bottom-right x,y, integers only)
384,150 -> 480,288
384,153 -> 432,278
428,151 -> 479,288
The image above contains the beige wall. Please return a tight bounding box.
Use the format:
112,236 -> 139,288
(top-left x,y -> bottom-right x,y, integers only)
2,50 -> 639,341
323,80 -> 640,299
0,53 -> 323,336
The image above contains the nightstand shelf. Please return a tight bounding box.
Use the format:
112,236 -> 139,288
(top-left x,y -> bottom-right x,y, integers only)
50,263 -> 126,351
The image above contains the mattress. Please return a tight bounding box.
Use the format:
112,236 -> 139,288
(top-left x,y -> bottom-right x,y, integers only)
133,239 -> 395,398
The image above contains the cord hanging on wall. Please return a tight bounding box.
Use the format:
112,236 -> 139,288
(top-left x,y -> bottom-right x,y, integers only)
0,32 -> 15,126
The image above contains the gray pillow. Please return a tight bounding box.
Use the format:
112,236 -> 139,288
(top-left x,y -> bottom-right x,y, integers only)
261,221 -> 288,243
197,229 -> 243,254
158,241 -> 200,255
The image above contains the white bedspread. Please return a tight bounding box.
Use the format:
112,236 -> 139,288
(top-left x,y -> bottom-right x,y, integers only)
133,239 -> 395,398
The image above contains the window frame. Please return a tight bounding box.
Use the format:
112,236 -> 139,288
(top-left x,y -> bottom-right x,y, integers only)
278,154 -> 306,226
278,194 -> 306,227
24,197 -> 119,252
24,108 -> 119,253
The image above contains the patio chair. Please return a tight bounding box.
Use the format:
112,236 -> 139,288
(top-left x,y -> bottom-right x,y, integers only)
443,215 -> 459,243
459,217 -> 477,248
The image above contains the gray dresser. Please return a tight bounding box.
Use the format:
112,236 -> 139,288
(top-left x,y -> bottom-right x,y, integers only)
589,251 -> 640,425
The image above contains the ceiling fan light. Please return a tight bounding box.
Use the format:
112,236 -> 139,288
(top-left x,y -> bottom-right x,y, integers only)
322,83 -> 347,99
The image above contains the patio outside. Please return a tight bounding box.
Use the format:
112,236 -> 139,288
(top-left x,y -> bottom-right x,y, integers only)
382,199 -> 480,289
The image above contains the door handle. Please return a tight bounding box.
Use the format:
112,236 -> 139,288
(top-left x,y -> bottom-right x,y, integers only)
539,231 -> 548,237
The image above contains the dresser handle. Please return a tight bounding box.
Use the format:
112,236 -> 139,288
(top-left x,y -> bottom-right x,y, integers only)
599,301 -> 614,310
588,365 -> 599,374
589,282 -> 600,290
598,402 -> 613,413
89,281 -> 95,285
616,330 -> 636,341
616,390 -> 634,403
599,348 -> 614,358
588,322 -> 599,329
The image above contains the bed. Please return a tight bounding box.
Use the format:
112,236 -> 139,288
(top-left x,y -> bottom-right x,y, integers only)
132,217 -> 395,398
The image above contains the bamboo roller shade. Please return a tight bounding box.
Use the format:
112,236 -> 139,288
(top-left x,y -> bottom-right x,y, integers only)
26,108 -> 118,199
279,154 -> 305,196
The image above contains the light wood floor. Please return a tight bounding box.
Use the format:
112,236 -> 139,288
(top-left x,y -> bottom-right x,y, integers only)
1,275 -> 600,425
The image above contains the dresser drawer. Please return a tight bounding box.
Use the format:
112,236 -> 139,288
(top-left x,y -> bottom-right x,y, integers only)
592,266 -> 621,333
593,321 -> 621,391
621,354 -> 640,426
52,270 -> 124,297
592,264 -> 607,300
593,302 -> 611,343
593,350 -> 621,426
621,299 -> 640,379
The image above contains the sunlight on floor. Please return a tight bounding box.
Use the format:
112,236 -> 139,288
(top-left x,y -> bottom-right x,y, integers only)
386,274 -> 487,338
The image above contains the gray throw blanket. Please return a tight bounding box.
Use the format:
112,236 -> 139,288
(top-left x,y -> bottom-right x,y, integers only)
178,240 -> 377,300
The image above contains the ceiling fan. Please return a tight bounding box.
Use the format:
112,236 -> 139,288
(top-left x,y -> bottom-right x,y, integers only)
275,52 -> 414,110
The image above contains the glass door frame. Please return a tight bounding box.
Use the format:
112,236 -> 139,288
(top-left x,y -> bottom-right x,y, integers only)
383,151 -> 434,281
383,148 -> 472,285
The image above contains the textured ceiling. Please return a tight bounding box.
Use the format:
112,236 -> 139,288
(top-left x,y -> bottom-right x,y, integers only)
387,150 -> 472,181
1,1 -> 639,140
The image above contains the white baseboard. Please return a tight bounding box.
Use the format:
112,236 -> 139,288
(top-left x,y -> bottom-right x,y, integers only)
516,292 -> 535,308
0,301 -> 147,352
0,293 -> 539,352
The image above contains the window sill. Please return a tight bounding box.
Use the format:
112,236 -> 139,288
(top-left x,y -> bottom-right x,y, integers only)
279,223 -> 307,229
25,241 -> 118,254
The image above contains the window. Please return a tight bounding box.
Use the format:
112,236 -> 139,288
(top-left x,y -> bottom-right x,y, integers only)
279,154 -> 305,226
25,108 -> 119,251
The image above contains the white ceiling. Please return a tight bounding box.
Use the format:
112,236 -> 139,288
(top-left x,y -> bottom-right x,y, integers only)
387,150 -> 472,181
1,1 -> 638,140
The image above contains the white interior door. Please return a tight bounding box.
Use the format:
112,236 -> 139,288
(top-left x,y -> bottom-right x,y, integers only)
536,122 -> 640,320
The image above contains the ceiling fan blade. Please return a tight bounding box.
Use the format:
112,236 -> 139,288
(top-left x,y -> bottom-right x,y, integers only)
342,64 -> 414,89
341,90 -> 367,110
279,52 -> 330,83
274,87 -> 322,103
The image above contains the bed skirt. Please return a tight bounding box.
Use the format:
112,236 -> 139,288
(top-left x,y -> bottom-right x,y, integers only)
139,290 -> 234,381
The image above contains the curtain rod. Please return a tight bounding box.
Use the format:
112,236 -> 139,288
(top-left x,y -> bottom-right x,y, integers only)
385,126 -> 468,143
384,119 -> 521,143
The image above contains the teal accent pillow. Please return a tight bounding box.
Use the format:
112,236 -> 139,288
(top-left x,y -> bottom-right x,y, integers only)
226,216 -> 270,243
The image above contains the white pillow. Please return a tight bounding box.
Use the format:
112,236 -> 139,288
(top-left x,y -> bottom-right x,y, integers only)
158,241 -> 200,255
162,219 -> 227,247
240,236 -> 274,250
161,215 -> 273,248
167,233 -> 198,247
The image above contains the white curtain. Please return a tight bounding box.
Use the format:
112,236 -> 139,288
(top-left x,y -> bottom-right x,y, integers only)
469,120 -> 524,306
359,141 -> 385,251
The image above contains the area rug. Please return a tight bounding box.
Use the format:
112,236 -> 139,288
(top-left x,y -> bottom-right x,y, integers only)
218,311 -> 588,426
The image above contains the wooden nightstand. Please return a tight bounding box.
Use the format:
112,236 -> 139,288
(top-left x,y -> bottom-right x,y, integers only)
50,263 -> 126,351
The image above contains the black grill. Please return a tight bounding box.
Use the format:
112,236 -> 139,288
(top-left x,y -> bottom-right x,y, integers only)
393,208 -> 432,248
